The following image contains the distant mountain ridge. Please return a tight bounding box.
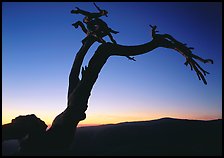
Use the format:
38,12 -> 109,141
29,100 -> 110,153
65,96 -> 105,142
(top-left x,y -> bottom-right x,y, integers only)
2,118 -> 222,156
71,118 -> 222,156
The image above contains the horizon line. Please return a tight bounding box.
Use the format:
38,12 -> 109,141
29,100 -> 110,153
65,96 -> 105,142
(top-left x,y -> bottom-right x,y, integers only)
45,117 -> 222,129
2,116 -> 222,129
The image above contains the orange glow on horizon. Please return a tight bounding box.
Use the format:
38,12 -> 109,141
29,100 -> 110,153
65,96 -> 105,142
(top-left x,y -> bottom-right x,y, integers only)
3,115 -> 221,127
2,109 -> 221,127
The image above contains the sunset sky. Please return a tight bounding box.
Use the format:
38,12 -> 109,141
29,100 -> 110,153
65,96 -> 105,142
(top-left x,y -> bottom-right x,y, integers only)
2,2 -> 222,127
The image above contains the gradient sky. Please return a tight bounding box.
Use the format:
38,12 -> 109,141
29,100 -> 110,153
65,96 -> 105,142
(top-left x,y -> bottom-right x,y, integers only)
2,2 -> 222,126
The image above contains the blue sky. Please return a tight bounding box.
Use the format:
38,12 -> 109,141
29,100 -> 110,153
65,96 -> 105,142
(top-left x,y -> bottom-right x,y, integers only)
2,2 -> 222,126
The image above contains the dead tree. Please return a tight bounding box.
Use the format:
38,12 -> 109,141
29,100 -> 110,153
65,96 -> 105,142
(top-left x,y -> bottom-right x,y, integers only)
45,24 -> 213,154
3,23 -> 213,155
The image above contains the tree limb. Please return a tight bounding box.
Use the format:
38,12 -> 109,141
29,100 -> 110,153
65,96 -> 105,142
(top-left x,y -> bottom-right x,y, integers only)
47,25 -> 213,154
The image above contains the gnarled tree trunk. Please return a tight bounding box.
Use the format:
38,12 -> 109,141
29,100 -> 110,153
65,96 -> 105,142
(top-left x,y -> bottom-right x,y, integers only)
8,28 -> 212,155
48,29 -> 213,155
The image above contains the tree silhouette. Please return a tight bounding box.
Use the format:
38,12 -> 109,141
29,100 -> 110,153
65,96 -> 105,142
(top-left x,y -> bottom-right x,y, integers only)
2,4 -> 213,156
47,10 -> 213,154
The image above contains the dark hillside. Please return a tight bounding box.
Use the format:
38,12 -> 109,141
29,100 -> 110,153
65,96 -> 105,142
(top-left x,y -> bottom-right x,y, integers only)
71,118 -> 222,156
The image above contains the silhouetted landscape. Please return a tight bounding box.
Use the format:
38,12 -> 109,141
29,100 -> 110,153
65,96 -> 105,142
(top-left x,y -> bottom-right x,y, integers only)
2,3 -> 220,156
71,118 -> 222,156
2,117 -> 222,156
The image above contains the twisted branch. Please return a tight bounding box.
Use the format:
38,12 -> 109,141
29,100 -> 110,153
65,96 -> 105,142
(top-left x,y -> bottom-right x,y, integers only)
149,25 -> 213,85
47,24 -> 213,154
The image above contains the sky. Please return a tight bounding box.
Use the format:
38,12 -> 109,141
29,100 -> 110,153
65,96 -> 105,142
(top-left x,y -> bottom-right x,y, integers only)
2,2 -> 222,127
